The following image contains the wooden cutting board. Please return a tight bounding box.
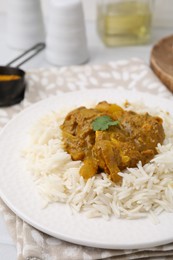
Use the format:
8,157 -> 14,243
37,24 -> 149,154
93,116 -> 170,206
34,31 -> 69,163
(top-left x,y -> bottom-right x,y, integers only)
150,35 -> 173,93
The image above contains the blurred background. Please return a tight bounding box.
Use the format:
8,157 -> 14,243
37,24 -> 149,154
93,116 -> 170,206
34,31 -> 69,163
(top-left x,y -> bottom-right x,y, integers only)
0,0 -> 173,28
0,0 -> 172,69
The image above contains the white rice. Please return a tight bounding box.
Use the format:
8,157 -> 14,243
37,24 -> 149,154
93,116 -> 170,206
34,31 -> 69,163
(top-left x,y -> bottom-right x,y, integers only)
23,102 -> 173,222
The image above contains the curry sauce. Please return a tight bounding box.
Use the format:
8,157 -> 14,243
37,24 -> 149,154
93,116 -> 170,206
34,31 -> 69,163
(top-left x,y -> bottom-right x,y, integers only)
61,101 -> 165,183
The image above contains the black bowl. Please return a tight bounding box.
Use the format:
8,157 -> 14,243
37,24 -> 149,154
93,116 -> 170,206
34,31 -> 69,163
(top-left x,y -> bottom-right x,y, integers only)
0,66 -> 26,107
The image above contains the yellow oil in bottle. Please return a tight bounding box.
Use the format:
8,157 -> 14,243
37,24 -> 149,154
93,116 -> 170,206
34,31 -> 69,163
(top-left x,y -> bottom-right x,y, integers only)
97,1 -> 152,46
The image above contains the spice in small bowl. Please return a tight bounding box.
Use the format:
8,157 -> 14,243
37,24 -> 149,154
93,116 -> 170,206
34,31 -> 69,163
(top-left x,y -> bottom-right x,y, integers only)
0,75 -> 21,81
0,66 -> 25,107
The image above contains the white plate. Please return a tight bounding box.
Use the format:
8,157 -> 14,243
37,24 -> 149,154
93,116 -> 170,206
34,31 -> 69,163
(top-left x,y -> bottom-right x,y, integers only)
0,89 -> 173,250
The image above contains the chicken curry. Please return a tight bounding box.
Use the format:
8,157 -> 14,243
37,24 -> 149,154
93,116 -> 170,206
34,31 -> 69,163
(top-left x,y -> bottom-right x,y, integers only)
60,101 -> 165,183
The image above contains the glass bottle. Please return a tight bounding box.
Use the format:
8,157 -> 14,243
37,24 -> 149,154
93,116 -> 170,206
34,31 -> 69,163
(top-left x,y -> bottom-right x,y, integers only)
97,0 -> 154,47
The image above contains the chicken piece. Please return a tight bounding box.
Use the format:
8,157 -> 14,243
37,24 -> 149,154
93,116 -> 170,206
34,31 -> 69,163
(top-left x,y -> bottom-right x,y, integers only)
95,101 -> 124,120
61,107 -> 102,160
80,157 -> 98,179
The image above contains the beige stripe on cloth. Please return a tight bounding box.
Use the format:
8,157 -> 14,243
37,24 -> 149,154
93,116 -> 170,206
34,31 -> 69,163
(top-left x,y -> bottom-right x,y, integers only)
0,59 -> 173,260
